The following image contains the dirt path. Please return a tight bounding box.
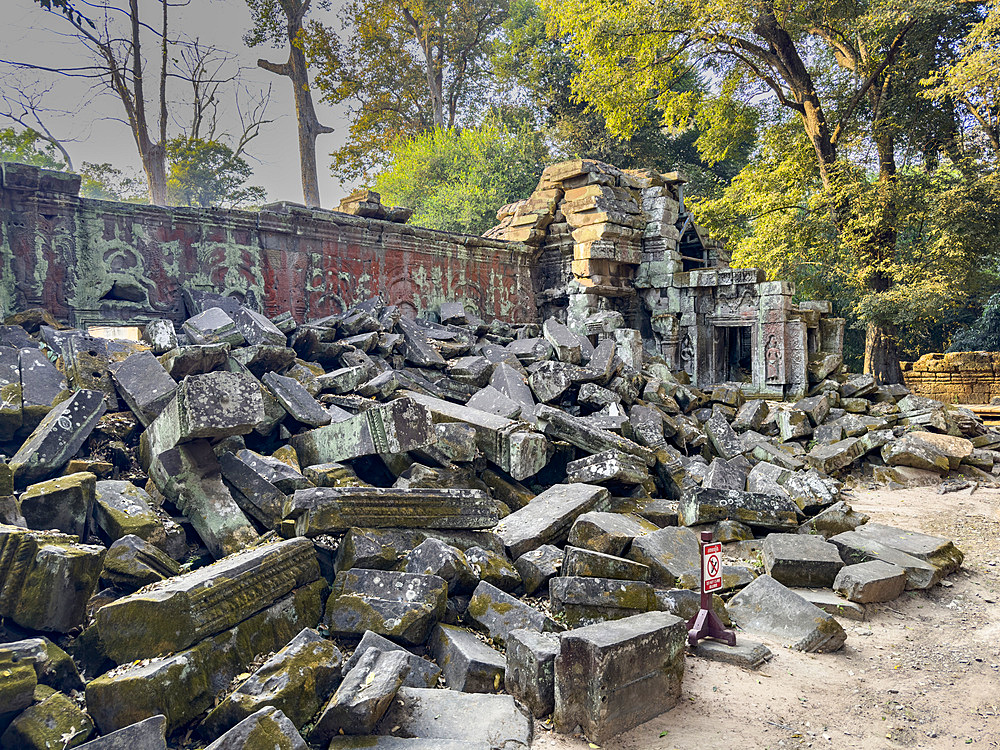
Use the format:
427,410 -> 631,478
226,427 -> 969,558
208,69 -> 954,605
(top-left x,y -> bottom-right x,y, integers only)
532,486 -> 1000,750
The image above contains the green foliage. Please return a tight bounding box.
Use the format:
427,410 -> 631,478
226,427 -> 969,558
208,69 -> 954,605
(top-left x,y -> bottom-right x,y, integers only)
165,138 -> 266,208
374,109 -> 550,234
0,127 -> 67,170
305,0 -> 509,181
78,163 -> 147,203
949,292 -> 1000,351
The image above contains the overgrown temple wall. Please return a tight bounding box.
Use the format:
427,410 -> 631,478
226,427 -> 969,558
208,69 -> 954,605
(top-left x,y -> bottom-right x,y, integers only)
903,352 -> 1000,404
0,162 -> 537,328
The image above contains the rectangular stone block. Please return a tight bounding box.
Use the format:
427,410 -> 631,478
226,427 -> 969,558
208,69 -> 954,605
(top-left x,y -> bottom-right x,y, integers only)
553,611 -> 686,744
679,487 -> 800,530
96,537 -> 320,663
495,483 -> 610,559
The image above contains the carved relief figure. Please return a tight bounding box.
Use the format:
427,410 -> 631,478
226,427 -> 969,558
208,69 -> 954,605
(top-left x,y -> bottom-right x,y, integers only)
765,334 -> 782,382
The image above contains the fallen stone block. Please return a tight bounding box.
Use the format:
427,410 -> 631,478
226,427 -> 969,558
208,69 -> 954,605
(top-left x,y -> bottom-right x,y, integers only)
0,347 -> 24,441
514,544 -> 563,595
881,434 -> 950,474
679,487 -> 800,530
0,525 -> 105,632
290,397 -> 434,466
96,537 -> 319,663
563,546 -> 650,582
0,645 -> 36,716
205,707 -> 307,750
310,648 -> 409,742
403,537 -> 477,594
466,580 -> 557,644
262,371 -> 331,427
796,501 -> 869,538
235,449 -> 310,493
182,307 -> 244,347
549,576 -> 657,626
9,389 -> 106,486
703,456 -> 749,491
535,405 -> 656,466
851,522 -> 963,576
495,483 -> 610,559
74,715 -> 167,750
788,588 -> 867,621
705,412 -> 744,460
727,575 -> 846,652
341,630 -> 441,689
627,527 -> 701,588
93,480 -> 163,544
505,628 -> 560,718
543,317 -> 584,364
689,639 -> 772,669
100,534 -> 180,591
429,623 -> 505,692
805,437 -> 863,474
732,399 -> 768,433
466,385 -> 522,419
19,470 -> 95,538
829,530 -> 941,589
18,347 -> 71,431
108,352 -> 177,426
566,510 -> 657,556
1,637 -> 83,697
217,450 -> 286,529
833,560 -> 907,603
564,450 -> 649,485
465,546 -> 521,592
287,487 -> 498,536
553,611 -> 686,744
762,533 -> 844,587
159,343 -> 229,379
326,569 -> 447,645
1,688 -> 94,748
85,578 -> 325,735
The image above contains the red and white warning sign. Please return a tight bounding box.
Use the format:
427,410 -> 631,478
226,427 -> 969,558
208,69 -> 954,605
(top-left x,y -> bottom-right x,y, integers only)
702,541 -> 723,593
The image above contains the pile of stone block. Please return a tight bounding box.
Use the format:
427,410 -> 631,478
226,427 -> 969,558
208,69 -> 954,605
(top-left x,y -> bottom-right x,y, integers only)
0,294 -> 971,749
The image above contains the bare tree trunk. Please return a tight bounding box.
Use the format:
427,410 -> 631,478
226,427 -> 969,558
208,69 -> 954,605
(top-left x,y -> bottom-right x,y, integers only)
257,0 -> 331,208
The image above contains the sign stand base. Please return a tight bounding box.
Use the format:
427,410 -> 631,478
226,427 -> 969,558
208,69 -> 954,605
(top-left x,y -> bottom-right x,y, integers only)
687,530 -> 736,647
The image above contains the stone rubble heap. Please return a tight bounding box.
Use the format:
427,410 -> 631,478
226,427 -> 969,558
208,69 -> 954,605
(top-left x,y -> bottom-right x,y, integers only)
0,296 -> 972,749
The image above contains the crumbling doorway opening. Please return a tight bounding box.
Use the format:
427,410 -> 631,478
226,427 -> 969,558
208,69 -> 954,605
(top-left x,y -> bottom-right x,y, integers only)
714,324 -> 753,383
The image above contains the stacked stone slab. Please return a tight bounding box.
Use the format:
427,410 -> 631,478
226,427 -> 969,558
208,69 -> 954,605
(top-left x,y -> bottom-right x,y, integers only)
902,351 -> 1000,404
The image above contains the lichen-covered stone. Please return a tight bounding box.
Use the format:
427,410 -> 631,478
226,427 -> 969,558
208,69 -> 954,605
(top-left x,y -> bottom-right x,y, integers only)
205,706 -> 307,750
341,630 -> 441,689
549,576 -> 657,627
495,483 -> 610,559
310,648 -> 408,742
466,581 -> 557,644
19,471 -> 96,538
429,623 -> 505,693
0,689 -> 93,749
93,480 -> 163,543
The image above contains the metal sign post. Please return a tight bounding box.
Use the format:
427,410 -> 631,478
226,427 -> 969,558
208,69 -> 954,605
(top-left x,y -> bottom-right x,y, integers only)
687,530 -> 736,646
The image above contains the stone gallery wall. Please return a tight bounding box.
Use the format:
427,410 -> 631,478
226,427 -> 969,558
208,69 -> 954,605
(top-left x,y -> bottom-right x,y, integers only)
903,352 -> 1000,404
0,162 -> 537,328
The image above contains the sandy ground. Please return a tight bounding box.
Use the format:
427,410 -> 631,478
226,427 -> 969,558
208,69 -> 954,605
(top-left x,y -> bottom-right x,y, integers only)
532,485 -> 1000,750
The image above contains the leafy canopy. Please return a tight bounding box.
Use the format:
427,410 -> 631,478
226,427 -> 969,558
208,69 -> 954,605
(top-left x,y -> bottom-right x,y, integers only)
166,138 -> 266,209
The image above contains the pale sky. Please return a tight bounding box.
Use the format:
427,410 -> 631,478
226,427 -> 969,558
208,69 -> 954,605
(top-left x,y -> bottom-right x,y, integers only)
1,0 -> 353,207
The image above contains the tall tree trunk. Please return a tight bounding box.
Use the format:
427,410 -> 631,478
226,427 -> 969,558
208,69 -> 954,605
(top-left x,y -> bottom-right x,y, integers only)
258,0 -> 332,208
143,141 -> 168,205
861,118 -> 904,384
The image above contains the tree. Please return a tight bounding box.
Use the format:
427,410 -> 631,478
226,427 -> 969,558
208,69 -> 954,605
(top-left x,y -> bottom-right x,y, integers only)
245,0 -> 333,207
374,107 -> 550,234
166,137 -> 266,208
78,162 -> 147,202
0,126 -> 67,169
305,0 -> 510,181
542,0 -> 984,383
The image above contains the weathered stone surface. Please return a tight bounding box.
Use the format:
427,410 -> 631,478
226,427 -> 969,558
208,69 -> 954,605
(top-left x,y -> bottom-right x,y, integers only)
75,715 -> 167,750
19,471 -> 95,538
341,630 -> 441,689
679,487 -> 800,530
727,575 -> 846,652
205,707 -> 307,750
829,530 -> 941,589
93,480 -> 162,543
762,533 -> 844,587
703,456 -> 749,491
376,688 -> 532,748
0,646 -> 35,716
331,738 -> 491,749
713,518 -> 754,543
550,576 -> 657,626
881,434 -> 951,474
705,412 -> 743,460
788,588 -> 867,621
108,352 -> 177,426
467,581 -> 557,644
10,389 -> 106,486
401,391 -> 547,480
101,534 -> 180,591
564,449 -> 649,486
0,525 -> 105,632
466,385 -> 522,419
86,579 -> 325,735
334,527 -> 424,573
689,639 -> 772,669
0,346 -> 24,441
404,538 -> 477,594
535,405 -> 655,466
262,371 -> 332,427
553,611 -> 686,744
805,437 -> 863,474
833,560 -> 907,603
464,546 -> 521,592
543,318 -> 584,364
1,688 -> 94,749
96,537 -> 319,663
627,527 -> 701,588
851,522 -> 964,576
505,628 -> 560,718
495,483 -> 610,559
290,397 -> 434,466
796,501 -> 869,538
217,451 -> 286,529
235,449 -> 310,493
563,546 -> 650,582
429,623 -> 505,693
566,510 -> 657,556
310,649 -> 408,742
159,343 -> 229,379
18,347 -> 71,431
287,487 -> 498,536
326,569 -> 447,645
732,399 -> 768,433
183,307 -> 244,347
514,544 -> 563,595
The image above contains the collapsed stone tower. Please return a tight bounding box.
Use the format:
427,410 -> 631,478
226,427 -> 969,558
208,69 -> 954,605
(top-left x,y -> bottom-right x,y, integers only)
486,159 -> 845,398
